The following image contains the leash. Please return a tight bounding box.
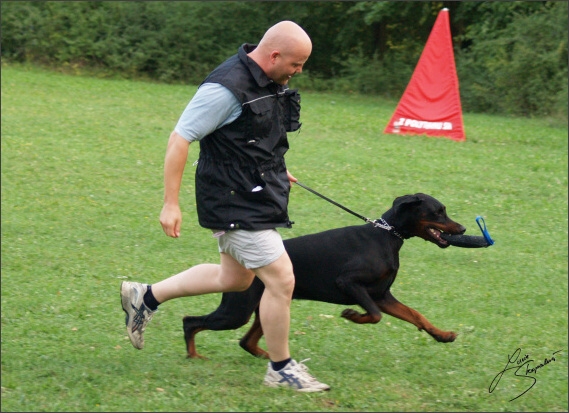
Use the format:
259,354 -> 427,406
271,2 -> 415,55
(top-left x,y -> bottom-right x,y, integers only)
294,181 -> 403,239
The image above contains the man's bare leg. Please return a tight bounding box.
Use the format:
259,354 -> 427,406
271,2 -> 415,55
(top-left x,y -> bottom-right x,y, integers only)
254,252 -> 295,362
150,253 -> 256,303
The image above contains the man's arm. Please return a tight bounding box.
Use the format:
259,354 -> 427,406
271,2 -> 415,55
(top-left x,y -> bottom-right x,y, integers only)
159,131 -> 190,238
159,83 -> 241,238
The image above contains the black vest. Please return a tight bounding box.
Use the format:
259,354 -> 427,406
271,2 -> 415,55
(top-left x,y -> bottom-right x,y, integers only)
195,44 -> 301,231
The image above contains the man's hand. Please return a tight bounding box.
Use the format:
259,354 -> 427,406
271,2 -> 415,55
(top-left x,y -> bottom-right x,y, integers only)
286,169 -> 298,187
160,203 -> 182,238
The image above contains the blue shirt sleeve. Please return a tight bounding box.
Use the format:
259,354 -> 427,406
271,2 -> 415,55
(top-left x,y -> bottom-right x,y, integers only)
174,83 -> 242,142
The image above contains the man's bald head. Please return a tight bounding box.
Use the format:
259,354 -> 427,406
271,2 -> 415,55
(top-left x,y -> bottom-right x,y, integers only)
248,21 -> 312,85
257,21 -> 312,56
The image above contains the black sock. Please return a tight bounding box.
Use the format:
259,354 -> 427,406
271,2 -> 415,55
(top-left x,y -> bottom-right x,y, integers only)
143,285 -> 160,311
271,358 -> 292,371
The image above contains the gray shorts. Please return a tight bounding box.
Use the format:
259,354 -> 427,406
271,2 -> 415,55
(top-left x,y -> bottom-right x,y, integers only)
216,229 -> 285,269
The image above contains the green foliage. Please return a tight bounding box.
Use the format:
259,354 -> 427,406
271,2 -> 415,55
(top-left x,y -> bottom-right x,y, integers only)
0,1 -> 566,116
332,48 -> 419,97
1,64 -> 567,412
0,2 -> 273,83
456,1 -> 568,117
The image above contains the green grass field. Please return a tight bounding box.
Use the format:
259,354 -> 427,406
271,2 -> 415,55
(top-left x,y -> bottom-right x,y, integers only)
1,63 -> 567,412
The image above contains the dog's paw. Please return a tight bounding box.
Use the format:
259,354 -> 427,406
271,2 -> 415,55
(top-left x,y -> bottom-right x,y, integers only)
341,309 -> 382,324
437,331 -> 458,343
447,331 -> 458,342
186,352 -> 209,360
341,308 -> 361,320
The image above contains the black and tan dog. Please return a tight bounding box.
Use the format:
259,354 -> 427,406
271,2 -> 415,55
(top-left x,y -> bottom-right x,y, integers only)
183,193 -> 466,359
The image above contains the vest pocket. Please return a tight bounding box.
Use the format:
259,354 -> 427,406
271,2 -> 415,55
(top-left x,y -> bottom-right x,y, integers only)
229,185 -> 287,225
244,97 -> 274,139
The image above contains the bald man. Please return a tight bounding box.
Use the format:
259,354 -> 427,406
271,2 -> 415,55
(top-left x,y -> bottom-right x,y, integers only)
120,21 -> 330,392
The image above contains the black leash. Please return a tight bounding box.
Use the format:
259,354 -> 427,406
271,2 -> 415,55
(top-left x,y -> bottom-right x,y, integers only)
294,181 -> 403,239
294,181 -> 370,223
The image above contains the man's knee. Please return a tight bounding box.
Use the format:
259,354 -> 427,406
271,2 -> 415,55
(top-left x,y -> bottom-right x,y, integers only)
280,270 -> 295,295
265,267 -> 295,298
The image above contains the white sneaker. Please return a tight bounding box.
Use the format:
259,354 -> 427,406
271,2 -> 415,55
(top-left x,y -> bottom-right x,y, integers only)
120,281 -> 156,349
263,359 -> 330,392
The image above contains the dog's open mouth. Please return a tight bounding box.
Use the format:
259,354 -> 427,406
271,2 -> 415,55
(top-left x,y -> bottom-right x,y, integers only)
428,227 -> 449,246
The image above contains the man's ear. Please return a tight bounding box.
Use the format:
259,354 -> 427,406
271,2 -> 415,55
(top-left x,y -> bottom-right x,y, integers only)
269,50 -> 280,63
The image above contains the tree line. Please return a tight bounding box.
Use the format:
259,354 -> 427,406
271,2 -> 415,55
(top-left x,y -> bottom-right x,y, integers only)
1,1 -> 567,118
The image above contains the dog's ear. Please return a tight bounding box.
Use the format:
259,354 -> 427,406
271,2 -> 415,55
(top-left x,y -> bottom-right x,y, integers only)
382,194 -> 424,233
392,194 -> 423,210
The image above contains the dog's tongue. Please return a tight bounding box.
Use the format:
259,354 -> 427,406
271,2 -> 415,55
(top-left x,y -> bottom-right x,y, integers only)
440,233 -> 490,248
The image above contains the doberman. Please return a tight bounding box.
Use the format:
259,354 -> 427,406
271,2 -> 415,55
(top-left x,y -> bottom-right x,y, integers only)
183,193 -> 466,359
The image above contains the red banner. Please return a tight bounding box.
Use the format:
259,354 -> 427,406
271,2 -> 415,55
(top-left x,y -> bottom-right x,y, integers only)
384,8 -> 465,141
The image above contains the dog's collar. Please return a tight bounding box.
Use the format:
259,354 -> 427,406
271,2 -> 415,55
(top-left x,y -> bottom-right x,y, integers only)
371,218 -> 404,240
